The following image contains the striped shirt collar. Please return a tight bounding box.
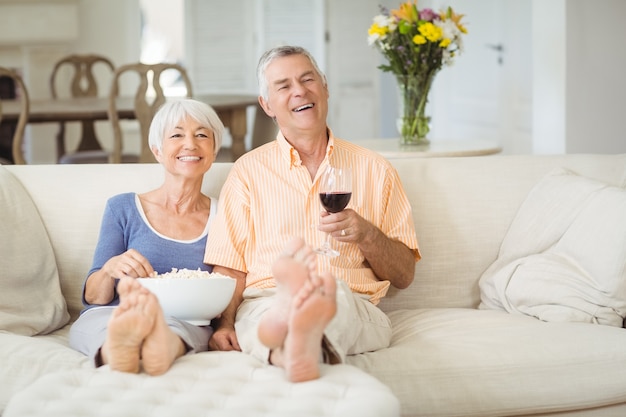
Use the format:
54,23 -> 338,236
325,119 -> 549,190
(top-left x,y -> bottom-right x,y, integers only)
276,128 -> 335,168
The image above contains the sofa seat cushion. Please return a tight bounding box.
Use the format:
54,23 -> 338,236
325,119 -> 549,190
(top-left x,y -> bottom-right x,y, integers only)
478,168 -> 626,326
0,167 -> 70,335
347,308 -> 626,417
0,328 -> 90,412
4,350 -> 400,417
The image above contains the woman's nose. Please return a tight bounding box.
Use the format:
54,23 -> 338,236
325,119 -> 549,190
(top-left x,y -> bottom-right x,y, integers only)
182,135 -> 197,148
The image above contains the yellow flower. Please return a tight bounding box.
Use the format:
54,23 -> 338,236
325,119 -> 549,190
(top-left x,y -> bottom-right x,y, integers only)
413,35 -> 426,45
368,23 -> 389,37
392,0 -> 418,23
368,1 -> 467,76
418,22 -> 442,42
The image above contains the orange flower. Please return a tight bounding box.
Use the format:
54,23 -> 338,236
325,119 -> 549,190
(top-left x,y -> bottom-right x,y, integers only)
441,6 -> 467,34
392,1 -> 419,24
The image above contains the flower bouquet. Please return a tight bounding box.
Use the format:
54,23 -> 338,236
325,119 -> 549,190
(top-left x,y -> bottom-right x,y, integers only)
368,1 -> 467,145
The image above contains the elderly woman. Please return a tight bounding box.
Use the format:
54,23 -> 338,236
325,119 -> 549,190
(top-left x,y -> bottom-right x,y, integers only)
69,99 -> 224,375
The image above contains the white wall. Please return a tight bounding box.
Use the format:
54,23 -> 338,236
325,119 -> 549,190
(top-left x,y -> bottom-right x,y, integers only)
566,0 -> 626,154
75,0 -> 141,68
532,0 -> 566,154
533,0 -> 626,154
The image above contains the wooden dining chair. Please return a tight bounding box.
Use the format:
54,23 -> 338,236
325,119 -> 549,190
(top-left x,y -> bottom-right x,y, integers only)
0,67 -> 29,165
108,62 -> 193,163
50,54 -> 116,164
215,104 -> 278,162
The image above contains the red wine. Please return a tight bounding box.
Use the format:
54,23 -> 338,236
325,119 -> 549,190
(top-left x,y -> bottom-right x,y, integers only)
320,192 -> 352,213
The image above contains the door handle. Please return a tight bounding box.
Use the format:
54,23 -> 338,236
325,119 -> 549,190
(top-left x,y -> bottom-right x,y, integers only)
486,43 -> 504,65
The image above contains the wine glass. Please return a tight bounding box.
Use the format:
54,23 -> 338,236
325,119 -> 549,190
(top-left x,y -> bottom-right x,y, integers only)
315,166 -> 352,257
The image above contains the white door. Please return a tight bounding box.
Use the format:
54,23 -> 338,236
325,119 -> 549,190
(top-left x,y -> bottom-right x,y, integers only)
325,0 -> 381,140
256,0 -> 325,66
428,0 -> 532,154
184,0 -> 257,93
185,0 -> 326,94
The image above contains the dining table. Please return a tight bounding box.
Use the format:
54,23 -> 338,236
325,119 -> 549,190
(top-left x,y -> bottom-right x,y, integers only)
1,93 -> 260,163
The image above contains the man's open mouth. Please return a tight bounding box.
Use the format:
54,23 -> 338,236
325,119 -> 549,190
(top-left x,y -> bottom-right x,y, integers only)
293,104 -> 314,112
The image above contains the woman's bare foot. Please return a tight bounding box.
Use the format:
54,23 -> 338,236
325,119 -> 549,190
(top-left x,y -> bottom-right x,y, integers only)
141,305 -> 187,376
101,277 -> 155,373
258,237 -> 318,349
283,271 -> 337,382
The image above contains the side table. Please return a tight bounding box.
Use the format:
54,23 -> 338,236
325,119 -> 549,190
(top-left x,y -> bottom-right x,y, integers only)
351,138 -> 502,159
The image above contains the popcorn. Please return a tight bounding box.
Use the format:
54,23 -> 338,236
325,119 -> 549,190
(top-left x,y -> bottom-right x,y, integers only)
150,268 -> 228,280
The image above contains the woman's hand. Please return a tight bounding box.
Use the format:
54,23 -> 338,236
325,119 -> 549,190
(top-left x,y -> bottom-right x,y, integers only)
84,249 -> 154,305
102,249 -> 154,279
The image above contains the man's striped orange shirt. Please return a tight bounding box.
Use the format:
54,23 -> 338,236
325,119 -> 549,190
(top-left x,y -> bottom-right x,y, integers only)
204,130 -> 420,305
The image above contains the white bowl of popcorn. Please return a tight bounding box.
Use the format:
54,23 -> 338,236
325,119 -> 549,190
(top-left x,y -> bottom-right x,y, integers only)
137,269 -> 236,325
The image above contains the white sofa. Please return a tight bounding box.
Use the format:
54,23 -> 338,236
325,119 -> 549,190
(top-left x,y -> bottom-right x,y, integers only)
1,153 -> 626,417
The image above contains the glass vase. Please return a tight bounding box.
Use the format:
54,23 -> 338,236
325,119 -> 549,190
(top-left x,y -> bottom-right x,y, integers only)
396,73 -> 437,146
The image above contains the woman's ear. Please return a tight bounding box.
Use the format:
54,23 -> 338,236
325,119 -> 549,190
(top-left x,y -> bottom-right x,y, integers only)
151,146 -> 162,163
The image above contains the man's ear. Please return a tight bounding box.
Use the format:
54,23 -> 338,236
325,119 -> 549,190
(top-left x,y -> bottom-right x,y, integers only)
258,96 -> 275,118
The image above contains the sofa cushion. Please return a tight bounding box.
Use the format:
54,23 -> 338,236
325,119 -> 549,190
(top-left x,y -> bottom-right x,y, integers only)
348,308 -> 626,417
478,168 -> 626,326
0,166 -> 70,335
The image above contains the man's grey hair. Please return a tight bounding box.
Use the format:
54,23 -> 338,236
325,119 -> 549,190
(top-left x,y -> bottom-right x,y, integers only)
256,45 -> 327,101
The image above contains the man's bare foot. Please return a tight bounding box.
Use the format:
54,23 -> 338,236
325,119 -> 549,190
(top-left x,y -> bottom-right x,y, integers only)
283,270 -> 337,382
101,277 -> 155,373
141,304 -> 187,376
258,237 -> 318,349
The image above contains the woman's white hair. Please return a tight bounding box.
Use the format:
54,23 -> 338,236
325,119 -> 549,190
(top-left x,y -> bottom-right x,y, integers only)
148,99 -> 224,155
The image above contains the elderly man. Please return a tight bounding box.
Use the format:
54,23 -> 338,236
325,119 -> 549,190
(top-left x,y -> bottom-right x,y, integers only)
204,45 -> 420,382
